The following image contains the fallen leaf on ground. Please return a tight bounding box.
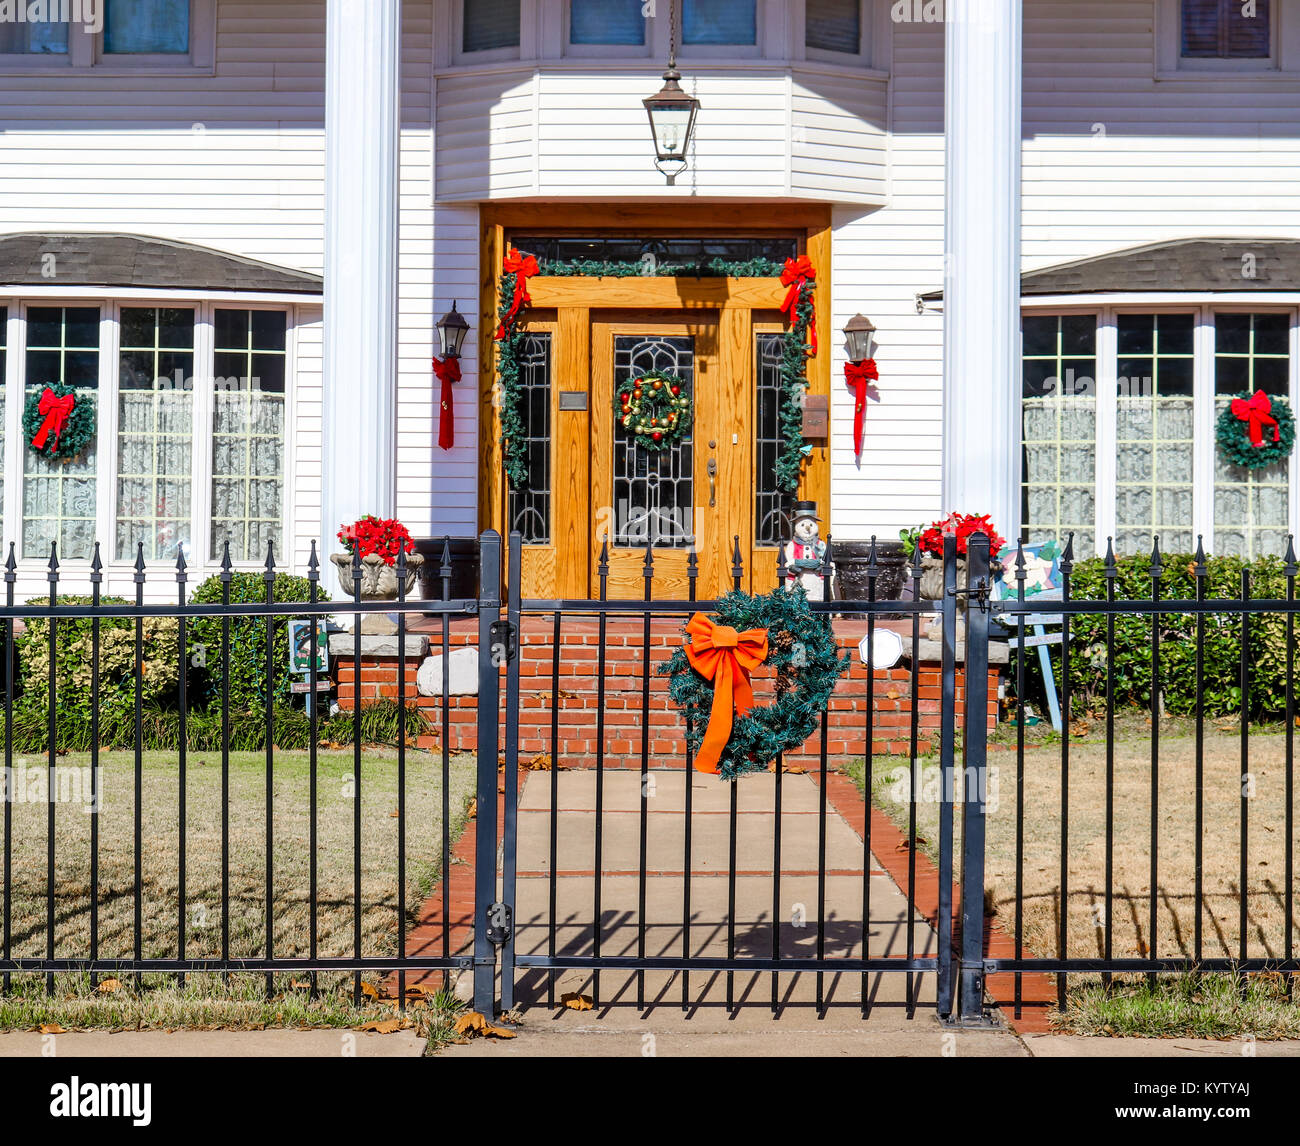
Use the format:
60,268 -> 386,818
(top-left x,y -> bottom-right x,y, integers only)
38,1024 -> 66,1034
561,993 -> 594,1012
360,981 -> 381,1000
288,980 -> 312,991
527,753 -> 552,771
389,809 -> 400,818
96,978 -> 122,994
467,799 -> 477,820
454,1011 -> 517,1039
356,1018 -> 407,1034
782,765 -> 808,775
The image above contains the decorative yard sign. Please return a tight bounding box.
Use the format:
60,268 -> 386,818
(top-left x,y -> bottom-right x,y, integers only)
991,540 -> 1066,732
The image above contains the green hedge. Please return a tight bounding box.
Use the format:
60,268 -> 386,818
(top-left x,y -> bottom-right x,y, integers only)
186,571 -> 316,712
1042,552 -> 1294,719
14,597 -> 180,720
0,699 -> 430,754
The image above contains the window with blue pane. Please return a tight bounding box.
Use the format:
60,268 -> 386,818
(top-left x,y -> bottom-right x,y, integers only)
571,0 -> 646,45
682,0 -> 756,45
0,19 -> 68,53
105,0 -> 190,54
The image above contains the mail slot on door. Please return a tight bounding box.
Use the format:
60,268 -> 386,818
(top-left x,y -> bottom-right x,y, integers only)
559,391 -> 588,411
801,394 -> 829,440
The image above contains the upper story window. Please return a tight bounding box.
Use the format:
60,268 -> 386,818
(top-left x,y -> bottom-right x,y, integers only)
105,0 -> 191,55
570,0 -> 646,46
0,0 -> 213,70
682,0 -> 756,47
806,0 -> 862,56
463,0 -> 522,54
1182,0 -> 1270,59
1158,0 -> 1289,74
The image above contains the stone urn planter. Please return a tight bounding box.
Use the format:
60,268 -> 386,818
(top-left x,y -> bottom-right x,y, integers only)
918,553 -> 966,603
331,552 -> 424,633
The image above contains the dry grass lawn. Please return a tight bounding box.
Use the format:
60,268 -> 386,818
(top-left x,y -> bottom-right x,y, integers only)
866,720 -> 1300,963
0,748 -> 476,984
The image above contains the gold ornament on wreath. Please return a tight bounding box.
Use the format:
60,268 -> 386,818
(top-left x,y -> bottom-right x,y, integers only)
615,370 -> 691,451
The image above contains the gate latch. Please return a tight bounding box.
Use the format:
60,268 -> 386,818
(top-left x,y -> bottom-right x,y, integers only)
490,620 -> 518,664
485,901 -> 513,945
948,578 -> 992,613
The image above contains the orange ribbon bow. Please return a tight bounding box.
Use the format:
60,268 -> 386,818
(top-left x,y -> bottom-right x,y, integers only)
434,355 -> 462,451
31,387 -> 76,452
683,613 -> 769,775
1230,389 -> 1281,448
845,358 -> 879,459
780,255 -> 818,356
496,247 -> 540,340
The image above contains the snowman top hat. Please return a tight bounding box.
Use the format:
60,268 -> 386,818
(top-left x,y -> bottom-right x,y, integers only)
791,500 -> 820,523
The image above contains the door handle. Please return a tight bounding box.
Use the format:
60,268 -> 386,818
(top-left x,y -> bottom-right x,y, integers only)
708,458 -> 717,508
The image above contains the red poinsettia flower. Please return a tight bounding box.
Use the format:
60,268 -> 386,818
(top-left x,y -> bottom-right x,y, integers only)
338,515 -> 416,566
916,511 -> 1004,559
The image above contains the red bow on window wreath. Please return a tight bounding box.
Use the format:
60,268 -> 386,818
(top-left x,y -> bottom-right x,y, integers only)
31,386 -> 76,452
1230,389 -> 1281,448
845,358 -> 879,460
434,355 -> 461,451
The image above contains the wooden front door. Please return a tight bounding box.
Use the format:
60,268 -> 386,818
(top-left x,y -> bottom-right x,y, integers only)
591,311 -> 752,598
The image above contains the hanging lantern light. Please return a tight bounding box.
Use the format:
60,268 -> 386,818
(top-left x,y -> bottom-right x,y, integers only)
643,8 -> 699,185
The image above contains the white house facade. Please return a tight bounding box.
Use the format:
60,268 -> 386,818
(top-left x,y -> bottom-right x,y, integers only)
0,0 -> 1297,600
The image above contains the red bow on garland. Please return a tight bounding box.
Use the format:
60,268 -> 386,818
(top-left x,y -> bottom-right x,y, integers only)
30,387 -> 76,452
495,247 -> 540,340
683,613 -> 769,776
434,355 -> 462,451
1230,389 -> 1281,448
845,358 -> 879,460
780,256 -> 818,355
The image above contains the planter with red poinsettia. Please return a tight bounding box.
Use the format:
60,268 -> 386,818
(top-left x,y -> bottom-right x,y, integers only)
901,512 -> 1005,604
331,516 -> 425,609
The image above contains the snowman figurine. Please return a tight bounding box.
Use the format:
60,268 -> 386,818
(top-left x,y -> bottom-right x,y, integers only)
782,501 -> 834,601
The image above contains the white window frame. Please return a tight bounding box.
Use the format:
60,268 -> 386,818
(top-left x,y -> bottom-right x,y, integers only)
0,0 -> 213,74
1022,299 -> 1300,559
0,295 -> 298,572
1155,0 -> 1300,78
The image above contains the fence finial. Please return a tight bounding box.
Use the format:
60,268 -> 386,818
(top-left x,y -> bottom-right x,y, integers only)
90,542 -> 103,581
1103,536 -> 1117,577
732,534 -> 744,588
1149,535 -> 1163,581
264,539 -> 277,581
133,542 -> 146,582
47,541 -> 59,581
220,540 -> 234,581
1014,541 -> 1027,599
175,543 -> 188,581
1194,535 -> 1208,578
307,540 -> 320,580
1060,532 -> 1075,575
4,543 -> 15,579
1286,534 -> 1298,578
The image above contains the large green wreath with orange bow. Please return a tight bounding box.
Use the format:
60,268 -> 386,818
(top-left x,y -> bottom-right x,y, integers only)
614,370 -> 691,451
659,587 -> 849,781
23,383 -> 96,463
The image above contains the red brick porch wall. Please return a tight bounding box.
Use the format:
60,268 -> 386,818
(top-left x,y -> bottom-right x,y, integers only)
335,617 -> 1000,765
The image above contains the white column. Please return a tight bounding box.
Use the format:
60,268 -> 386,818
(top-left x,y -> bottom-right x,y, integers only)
322,0 -> 400,558
942,0 -> 1022,543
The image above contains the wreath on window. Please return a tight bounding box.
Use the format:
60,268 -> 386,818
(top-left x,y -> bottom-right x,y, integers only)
615,370 -> 692,451
1215,389 -> 1296,471
659,587 -> 849,780
23,384 -> 96,463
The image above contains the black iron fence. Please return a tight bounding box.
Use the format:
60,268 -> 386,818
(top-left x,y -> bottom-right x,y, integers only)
2,528 -> 1296,1024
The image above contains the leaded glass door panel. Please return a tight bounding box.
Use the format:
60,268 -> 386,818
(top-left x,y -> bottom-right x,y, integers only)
592,312 -> 753,597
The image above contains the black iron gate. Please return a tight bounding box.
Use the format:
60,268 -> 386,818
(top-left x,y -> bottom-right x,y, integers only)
473,530 -> 996,1021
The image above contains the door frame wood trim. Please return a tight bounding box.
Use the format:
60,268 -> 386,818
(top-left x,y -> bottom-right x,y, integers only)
477,202 -> 834,587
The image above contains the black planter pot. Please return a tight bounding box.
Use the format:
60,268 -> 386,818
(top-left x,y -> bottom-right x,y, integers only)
411,536 -> 480,600
833,539 -> 909,602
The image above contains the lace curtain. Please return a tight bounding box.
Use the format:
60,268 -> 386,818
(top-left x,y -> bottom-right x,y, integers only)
211,390 -> 284,562
116,389 -> 193,561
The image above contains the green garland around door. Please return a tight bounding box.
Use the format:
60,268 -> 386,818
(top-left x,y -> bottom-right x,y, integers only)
1216,389 -> 1296,471
774,256 -> 818,495
23,384 -> 96,463
659,586 -> 849,781
615,370 -> 691,450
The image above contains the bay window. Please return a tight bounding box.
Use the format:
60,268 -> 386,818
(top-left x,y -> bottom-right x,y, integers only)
1,301 -> 292,569
1021,307 -> 1298,560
